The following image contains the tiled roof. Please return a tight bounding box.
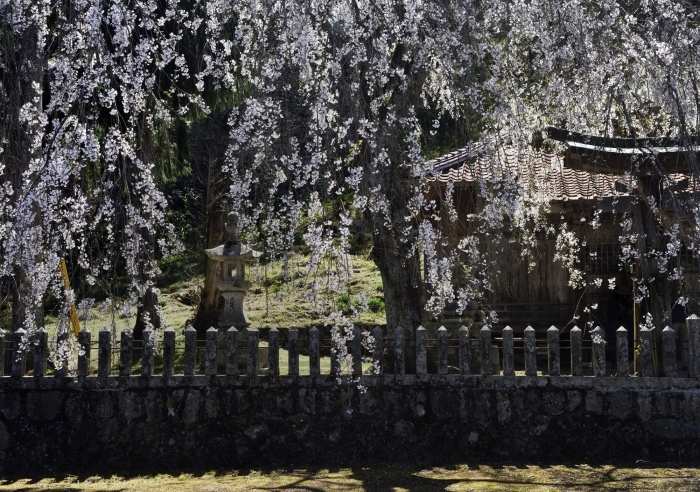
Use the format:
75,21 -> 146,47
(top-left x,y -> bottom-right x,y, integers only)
425,146 -> 629,202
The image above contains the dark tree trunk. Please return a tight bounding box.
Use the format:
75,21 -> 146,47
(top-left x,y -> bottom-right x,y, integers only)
365,163 -> 424,373
369,216 -> 424,373
191,210 -> 228,337
2,12 -> 45,333
132,120 -> 162,340
134,288 -> 162,340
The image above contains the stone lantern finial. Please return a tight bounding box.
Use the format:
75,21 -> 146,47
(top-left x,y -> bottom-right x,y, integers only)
225,212 -> 240,243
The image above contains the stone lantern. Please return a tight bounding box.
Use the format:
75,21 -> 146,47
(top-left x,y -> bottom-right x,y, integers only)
205,212 -> 261,328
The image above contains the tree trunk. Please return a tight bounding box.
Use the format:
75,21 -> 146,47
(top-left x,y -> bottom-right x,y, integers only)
365,164 -> 424,373
134,287 -> 161,340
369,216 -> 424,373
3,11 -> 45,333
132,118 -> 162,340
190,210 -> 228,337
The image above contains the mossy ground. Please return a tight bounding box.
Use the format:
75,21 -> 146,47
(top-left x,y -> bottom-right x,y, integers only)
2,463 -> 700,491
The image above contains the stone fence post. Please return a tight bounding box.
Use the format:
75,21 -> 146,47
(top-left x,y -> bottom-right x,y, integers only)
458,325 -> 470,375
142,328 -> 155,377
570,327 -> 582,376
616,327 -> 629,377
502,326 -> 514,377
55,331 -> 69,378
226,327 -> 238,376
119,330 -> 133,377
309,327 -> 320,377
438,326 -> 448,376
547,326 -> 560,377
415,326 -> 427,375
639,326 -> 653,377
184,326 -> 196,376
394,325 -> 405,375
687,315 -> 700,378
163,327 -> 175,377
287,328 -> 298,376
78,329 -> 91,378
592,326 -> 606,377
77,329 -> 91,378
372,326 -> 383,375
480,325 -> 491,376
11,328 -> 26,378
269,328 -> 280,376
0,329 -> 5,377
662,326 -> 677,377
524,326 -> 536,377
98,330 -> 111,378
352,326 -> 362,377
35,328 -> 47,378
206,327 -> 217,376
246,328 -> 259,377
330,330 -> 341,377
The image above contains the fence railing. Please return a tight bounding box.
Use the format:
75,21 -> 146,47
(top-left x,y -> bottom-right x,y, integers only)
1,316 -> 699,379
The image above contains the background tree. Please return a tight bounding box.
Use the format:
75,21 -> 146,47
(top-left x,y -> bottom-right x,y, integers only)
0,0 -> 196,340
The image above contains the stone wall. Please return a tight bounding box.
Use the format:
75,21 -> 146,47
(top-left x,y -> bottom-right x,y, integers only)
1,375 -> 700,475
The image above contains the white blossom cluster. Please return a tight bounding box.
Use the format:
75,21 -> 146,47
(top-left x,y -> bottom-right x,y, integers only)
2,0 -> 700,369
0,0 -> 194,346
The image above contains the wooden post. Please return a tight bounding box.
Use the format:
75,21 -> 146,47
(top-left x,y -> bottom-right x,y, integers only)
58,258 -> 80,337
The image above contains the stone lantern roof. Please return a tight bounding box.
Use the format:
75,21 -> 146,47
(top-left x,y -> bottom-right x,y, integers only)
205,212 -> 262,261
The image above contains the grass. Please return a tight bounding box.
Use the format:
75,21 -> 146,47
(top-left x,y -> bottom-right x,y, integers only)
246,252 -> 386,330
41,252 -> 385,338
2,463 -> 700,491
29,251 -> 383,376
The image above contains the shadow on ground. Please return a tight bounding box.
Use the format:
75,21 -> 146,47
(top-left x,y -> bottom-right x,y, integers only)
2,461 -> 700,491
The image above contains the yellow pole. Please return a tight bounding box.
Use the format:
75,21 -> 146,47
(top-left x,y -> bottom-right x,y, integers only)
58,259 -> 81,337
